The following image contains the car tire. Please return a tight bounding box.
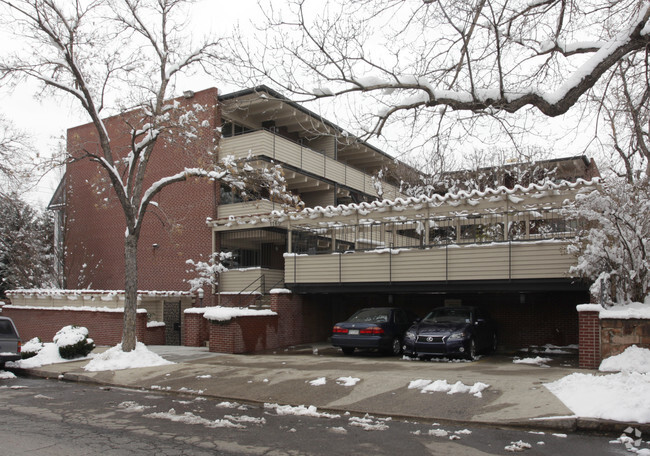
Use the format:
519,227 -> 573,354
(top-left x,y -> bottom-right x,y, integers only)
341,347 -> 355,355
466,338 -> 477,360
388,337 -> 402,356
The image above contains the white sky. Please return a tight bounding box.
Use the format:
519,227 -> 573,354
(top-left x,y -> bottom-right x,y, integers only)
0,0 -> 600,208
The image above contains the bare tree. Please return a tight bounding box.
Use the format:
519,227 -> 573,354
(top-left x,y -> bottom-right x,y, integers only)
232,0 -> 650,153
0,0 -> 296,351
0,114 -> 34,193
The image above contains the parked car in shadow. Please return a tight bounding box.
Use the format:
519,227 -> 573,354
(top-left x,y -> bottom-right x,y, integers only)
402,306 -> 497,360
332,307 -> 418,356
0,316 -> 21,368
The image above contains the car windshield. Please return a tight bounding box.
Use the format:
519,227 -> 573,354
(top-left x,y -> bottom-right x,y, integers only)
423,308 -> 471,324
348,309 -> 390,323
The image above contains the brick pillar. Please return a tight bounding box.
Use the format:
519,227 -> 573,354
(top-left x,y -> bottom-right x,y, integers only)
183,312 -> 209,347
578,308 -> 601,369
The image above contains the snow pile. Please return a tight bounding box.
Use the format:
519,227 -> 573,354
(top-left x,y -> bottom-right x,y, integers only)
408,379 -> 490,398
545,371 -> 650,423
546,345 -> 650,423
264,403 -> 340,418
600,346 -> 650,373
513,356 -> 552,367
21,337 -> 45,357
0,370 -> 16,379
7,342 -> 69,368
200,306 -> 277,322
84,342 -> 174,372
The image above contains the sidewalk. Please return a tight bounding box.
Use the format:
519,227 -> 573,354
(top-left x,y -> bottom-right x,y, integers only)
11,343 -> 644,434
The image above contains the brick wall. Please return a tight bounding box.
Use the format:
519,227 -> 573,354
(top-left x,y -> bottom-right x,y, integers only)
143,325 -> 166,346
578,310 -> 600,369
63,88 -> 219,292
601,318 -> 650,359
3,307 -> 150,346
208,316 -> 279,353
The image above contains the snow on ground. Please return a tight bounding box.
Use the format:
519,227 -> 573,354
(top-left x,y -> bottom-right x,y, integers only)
84,342 -> 174,371
545,346 -> 650,423
144,408 -> 245,428
336,376 -> 360,386
408,379 -> 490,398
308,377 -> 327,386
0,370 -> 16,379
7,342 -> 70,369
264,403 -> 340,418
348,414 -> 390,431
513,356 -> 552,367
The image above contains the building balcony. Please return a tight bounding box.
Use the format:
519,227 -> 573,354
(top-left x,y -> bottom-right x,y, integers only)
284,240 -> 577,290
220,129 -> 403,200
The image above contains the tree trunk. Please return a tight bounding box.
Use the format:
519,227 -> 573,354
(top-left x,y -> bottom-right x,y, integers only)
122,233 -> 138,352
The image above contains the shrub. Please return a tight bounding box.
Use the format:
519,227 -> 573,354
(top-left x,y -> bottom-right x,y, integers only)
21,337 -> 44,359
53,325 -> 95,359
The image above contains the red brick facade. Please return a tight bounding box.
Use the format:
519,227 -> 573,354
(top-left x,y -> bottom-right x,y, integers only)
2,307 -> 161,346
183,312 -> 209,347
63,88 -> 220,305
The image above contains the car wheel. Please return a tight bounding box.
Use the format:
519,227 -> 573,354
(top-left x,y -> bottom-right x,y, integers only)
341,347 -> 355,355
466,338 -> 477,360
388,337 -> 402,356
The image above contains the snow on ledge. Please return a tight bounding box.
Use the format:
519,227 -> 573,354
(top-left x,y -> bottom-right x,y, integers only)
147,321 -> 166,328
269,288 -> 292,294
7,289 -> 194,298
2,304 -> 147,313
197,306 -> 277,322
576,303 -> 650,319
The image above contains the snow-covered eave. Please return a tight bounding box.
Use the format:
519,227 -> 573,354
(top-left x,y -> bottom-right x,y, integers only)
209,178 -> 600,230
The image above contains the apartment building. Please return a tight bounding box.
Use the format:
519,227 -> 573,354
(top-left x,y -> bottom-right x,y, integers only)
25,85 -> 599,351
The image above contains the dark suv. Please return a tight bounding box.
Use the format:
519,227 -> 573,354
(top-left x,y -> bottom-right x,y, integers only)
0,316 -> 21,368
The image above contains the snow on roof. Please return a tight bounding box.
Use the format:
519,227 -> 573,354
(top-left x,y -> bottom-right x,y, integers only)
212,178 -> 599,228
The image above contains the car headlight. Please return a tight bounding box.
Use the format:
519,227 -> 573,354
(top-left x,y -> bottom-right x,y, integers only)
404,330 -> 416,340
447,331 -> 467,341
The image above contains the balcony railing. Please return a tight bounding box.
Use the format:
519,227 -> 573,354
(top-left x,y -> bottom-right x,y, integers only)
220,129 -> 403,199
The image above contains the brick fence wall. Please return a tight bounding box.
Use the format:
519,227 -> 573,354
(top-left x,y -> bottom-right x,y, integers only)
183,312 -> 209,347
208,316 -> 279,353
601,318 -> 650,359
2,307 -> 157,346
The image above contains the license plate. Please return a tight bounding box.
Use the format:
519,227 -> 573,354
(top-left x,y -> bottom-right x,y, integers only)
349,329 -> 359,335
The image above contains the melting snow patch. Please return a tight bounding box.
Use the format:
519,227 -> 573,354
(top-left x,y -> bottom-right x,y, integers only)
513,357 -> 552,367
264,403 -> 340,418
308,377 -> 327,386
117,401 -> 154,412
224,414 -> 266,425
336,376 -> 360,386
505,440 -> 532,452
145,408 -> 244,428
329,426 -> 348,434
196,374 -> 212,379
348,414 -> 390,431
216,401 -> 240,408
408,379 -> 489,398
0,371 -> 16,379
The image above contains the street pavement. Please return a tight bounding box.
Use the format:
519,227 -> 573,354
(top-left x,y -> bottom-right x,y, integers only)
9,343 -> 645,435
